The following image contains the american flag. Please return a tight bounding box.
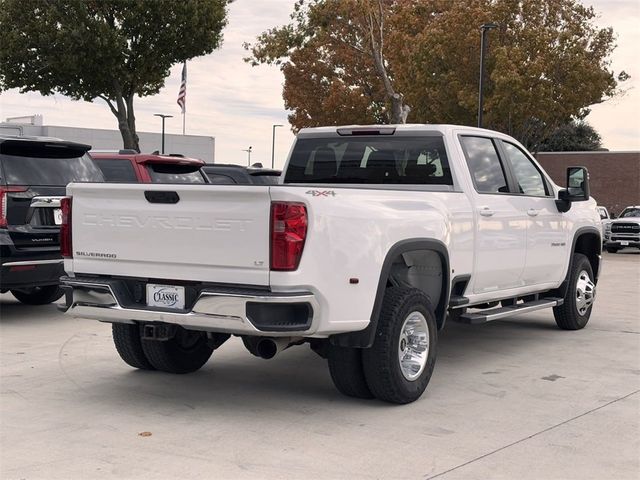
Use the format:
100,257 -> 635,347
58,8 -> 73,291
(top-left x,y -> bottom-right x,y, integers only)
177,62 -> 187,113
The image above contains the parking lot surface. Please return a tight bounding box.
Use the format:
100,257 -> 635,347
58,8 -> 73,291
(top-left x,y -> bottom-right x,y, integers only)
1,251 -> 639,480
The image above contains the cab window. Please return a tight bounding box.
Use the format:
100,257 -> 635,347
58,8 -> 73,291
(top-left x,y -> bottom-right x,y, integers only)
460,136 -> 508,194
502,142 -> 549,196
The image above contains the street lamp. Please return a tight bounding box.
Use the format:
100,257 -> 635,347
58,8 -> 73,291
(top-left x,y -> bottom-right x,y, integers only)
242,146 -> 253,166
153,113 -> 173,154
271,124 -> 283,169
477,23 -> 498,128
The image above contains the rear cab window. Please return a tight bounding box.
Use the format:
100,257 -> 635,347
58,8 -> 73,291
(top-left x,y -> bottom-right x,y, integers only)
146,163 -> 206,184
284,135 -> 453,186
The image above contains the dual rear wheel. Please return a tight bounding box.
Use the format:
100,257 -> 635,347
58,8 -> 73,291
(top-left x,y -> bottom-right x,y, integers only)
328,287 -> 438,404
112,323 -> 213,374
11,285 -> 64,305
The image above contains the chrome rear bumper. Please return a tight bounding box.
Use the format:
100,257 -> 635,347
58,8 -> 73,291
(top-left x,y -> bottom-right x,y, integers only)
61,277 -> 317,337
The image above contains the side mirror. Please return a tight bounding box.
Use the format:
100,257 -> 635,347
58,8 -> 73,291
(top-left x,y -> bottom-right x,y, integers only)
566,166 -> 590,201
556,166 -> 590,213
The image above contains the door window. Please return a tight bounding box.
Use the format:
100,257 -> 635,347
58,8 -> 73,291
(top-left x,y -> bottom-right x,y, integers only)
460,136 -> 508,194
502,142 -> 548,196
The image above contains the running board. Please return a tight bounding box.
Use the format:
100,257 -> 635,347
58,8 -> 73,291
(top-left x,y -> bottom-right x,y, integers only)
457,298 -> 564,324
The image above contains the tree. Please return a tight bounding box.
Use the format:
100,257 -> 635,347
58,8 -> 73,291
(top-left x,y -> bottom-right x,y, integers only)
399,0 -> 623,150
245,0 -> 626,149
0,0 -> 229,151
538,120 -> 603,152
244,0 -> 409,129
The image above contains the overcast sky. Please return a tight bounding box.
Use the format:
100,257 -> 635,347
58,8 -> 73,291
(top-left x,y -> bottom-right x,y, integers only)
0,0 -> 638,168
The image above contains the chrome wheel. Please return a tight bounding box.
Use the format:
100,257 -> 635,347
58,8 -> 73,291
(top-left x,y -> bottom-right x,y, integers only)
575,269 -> 595,316
398,311 -> 429,381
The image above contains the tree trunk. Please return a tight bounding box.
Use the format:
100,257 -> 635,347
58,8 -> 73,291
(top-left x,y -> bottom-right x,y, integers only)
100,90 -> 140,152
365,2 -> 410,124
115,108 -> 139,152
125,93 -> 140,151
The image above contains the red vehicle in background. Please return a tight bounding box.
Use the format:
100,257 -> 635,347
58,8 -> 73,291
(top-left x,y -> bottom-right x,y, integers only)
89,150 -> 208,184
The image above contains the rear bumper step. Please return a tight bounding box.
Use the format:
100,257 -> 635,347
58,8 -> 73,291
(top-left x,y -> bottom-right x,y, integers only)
60,277 -> 318,336
457,298 -> 564,324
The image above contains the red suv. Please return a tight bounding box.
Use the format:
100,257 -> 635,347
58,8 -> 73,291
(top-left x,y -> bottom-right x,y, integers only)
89,150 -> 207,184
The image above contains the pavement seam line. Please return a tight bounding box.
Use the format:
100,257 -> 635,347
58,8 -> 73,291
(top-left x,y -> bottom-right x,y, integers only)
423,389 -> 640,479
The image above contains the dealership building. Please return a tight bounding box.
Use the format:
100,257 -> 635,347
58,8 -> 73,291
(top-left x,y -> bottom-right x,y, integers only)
0,115 -> 215,163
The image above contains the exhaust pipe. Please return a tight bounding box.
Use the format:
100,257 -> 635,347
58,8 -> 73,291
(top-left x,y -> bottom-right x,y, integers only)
256,337 -> 293,359
242,336 -> 304,359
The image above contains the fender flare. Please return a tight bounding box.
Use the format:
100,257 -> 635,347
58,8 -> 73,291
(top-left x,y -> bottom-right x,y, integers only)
330,238 -> 450,348
551,226 -> 602,298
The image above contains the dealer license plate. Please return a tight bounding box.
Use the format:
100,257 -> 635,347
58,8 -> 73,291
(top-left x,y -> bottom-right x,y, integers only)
620,241 -> 629,246
53,208 -> 62,225
146,284 -> 185,310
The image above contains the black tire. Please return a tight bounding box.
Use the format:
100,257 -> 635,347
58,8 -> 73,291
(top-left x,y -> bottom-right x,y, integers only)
112,323 -> 155,370
141,326 -> 213,374
327,344 -> 374,399
362,287 -> 438,404
10,285 -> 64,305
605,246 -> 619,254
553,253 -> 595,330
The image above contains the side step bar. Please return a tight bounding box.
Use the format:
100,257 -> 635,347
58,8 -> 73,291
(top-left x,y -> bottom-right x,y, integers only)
457,298 -> 564,324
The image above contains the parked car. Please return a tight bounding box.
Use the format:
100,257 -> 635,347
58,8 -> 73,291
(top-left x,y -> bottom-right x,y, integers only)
90,151 -> 207,183
0,136 -> 103,304
60,125 -> 601,404
604,206 -> 640,253
597,206 -> 612,244
202,163 -> 281,184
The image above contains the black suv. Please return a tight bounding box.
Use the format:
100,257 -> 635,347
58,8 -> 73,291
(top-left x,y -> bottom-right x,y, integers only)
0,136 -> 103,304
202,163 -> 281,184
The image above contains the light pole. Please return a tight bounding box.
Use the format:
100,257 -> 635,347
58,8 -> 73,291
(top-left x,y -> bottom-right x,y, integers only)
242,146 -> 253,166
271,124 -> 283,169
478,23 -> 498,128
153,113 -> 173,154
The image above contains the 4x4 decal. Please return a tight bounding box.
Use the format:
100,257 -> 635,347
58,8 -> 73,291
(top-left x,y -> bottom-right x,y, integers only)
305,190 -> 336,197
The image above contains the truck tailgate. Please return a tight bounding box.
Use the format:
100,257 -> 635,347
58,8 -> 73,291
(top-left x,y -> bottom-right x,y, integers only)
67,183 -> 271,286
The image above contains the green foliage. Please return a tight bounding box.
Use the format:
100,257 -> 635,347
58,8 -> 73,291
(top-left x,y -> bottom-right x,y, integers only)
245,0 -> 626,149
538,120 -> 603,152
0,0 -> 229,149
245,0 -> 402,127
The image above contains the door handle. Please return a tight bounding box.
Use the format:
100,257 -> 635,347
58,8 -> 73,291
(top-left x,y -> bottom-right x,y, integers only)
527,208 -> 539,217
478,207 -> 494,217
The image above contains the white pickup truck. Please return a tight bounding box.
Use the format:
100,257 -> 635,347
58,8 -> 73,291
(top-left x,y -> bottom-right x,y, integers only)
61,125 -> 602,404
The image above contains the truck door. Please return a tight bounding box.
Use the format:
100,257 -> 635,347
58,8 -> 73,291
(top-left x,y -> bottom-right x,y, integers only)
459,136 -> 527,294
497,141 -> 568,286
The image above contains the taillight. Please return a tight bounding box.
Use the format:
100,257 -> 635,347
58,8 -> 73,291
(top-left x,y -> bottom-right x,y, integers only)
270,202 -> 308,271
0,186 -> 27,228
60,197 -> 72,258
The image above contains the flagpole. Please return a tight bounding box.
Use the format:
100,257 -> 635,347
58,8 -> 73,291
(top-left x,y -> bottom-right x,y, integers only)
182,109 -> 185,135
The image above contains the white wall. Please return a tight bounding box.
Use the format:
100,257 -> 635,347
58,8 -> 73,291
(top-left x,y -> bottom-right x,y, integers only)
0,123 -> 215,163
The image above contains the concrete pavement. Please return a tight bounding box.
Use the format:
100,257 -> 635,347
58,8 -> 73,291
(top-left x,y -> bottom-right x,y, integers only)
1,251 -> 638,479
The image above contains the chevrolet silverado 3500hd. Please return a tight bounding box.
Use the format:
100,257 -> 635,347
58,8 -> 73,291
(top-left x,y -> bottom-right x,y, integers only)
61,125 -> 601,404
